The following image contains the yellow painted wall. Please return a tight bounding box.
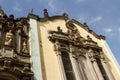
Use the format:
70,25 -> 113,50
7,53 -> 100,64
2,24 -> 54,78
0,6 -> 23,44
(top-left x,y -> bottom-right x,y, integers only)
37,19 -> 120,80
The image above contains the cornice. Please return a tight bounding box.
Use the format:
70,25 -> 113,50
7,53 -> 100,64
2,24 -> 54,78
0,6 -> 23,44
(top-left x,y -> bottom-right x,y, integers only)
71,19 -> 105,40
38,15 -> 65,22
27,13 -> 39,20
27,13 -> 65,22
27,9 -> 105,40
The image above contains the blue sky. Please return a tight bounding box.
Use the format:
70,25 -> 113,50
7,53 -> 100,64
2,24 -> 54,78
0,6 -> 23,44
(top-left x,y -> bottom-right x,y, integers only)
0,0 -> 120,65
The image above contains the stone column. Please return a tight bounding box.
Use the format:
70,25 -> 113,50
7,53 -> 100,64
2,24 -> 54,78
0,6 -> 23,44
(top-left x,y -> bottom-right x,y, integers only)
17,29 -> 21,53
69,45 -> 83,80
101,58 -> 114,80
78,59 -> 86,80
92,59 -> 104,80
86,54 -> 99,80
55,41 -> 67,80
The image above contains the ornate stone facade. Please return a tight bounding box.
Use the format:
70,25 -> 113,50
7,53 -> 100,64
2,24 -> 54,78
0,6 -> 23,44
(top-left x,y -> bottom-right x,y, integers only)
0,7 -> 33,80
0,8 -> 119,80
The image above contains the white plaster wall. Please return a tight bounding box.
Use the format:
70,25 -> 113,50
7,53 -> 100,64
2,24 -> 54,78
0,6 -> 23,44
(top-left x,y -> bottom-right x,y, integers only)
29,19 -> 43,80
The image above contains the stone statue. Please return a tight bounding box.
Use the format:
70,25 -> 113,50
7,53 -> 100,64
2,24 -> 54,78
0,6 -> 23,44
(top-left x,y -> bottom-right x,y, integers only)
22,40 -> 28,53
4,30 -> 13,46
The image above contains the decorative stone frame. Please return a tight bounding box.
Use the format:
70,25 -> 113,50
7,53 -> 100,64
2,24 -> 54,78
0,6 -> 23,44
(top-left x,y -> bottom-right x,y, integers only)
48,19 -> 114,80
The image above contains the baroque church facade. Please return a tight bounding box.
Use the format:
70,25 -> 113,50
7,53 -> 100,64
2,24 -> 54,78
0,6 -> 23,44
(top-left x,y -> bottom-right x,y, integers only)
0,7 -> 120,80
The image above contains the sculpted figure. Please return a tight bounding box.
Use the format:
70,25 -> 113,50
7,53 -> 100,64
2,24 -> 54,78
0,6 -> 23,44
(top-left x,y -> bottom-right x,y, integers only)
4,30 -> 13,46
22,40 -> 28,53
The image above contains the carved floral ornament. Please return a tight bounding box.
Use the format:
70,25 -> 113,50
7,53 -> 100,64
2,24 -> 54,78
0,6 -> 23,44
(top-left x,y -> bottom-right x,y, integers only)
49,20 -> 106,61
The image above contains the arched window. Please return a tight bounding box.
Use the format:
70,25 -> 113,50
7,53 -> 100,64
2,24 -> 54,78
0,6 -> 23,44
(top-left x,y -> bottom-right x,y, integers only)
61,52 -> 75,80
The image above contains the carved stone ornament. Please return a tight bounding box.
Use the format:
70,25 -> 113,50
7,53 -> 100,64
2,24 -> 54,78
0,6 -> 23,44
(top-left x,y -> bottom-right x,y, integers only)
78,48 -> 86,56
16,21 -> 23,29
6,21 -> 14,29
54,41 -> 59,51
0,8 -> 33,80
44,9 -> 49,18
4,60 -> 11,68
4,30 -> 13,46
66,20 -> 85,44
87,48 -> 96,62
48,19 -> 103,64
84,35 -> 98,46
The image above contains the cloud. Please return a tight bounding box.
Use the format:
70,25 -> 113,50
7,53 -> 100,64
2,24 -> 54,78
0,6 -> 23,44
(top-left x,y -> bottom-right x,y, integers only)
75,0 -> 86,3
103,28 -> 113,33
89,16 -> 102,24
103,28 -> 113,37
118,27 -> 120,32
48,0 -> 56,12
12,2 -> 23,13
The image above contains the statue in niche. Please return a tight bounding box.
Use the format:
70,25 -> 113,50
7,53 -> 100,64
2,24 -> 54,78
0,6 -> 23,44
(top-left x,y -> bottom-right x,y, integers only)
4,30 -> 13,46
22,39 -> 28,53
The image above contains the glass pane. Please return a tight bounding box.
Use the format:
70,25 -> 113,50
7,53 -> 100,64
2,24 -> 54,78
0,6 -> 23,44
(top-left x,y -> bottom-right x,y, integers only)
61,52 -> 75,80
